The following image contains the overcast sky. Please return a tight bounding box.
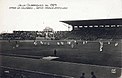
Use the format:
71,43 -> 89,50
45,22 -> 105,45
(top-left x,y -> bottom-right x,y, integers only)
0,0 -> 122,33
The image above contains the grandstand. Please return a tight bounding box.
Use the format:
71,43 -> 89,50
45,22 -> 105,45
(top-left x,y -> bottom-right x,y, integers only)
0,18 -> 122,40
0,18 -> 122,78
60,18 -> 122,40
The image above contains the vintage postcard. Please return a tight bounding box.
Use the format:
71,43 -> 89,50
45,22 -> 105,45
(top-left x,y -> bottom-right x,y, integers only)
0,0 -> 122,78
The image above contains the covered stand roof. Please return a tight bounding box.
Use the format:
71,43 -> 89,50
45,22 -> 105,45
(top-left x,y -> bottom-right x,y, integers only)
61,18 -> 122,26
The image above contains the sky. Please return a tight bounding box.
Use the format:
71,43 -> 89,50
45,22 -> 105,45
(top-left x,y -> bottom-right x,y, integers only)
0,0 -> 122,33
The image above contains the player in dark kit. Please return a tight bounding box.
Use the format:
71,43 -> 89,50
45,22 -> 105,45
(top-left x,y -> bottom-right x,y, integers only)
91,72 -> 96,78
54,49 -> 57,56
80,73 -> 85,78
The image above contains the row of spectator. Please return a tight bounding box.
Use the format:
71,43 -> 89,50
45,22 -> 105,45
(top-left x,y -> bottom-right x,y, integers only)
54,28 -> 122,40
0,28 -> 122,40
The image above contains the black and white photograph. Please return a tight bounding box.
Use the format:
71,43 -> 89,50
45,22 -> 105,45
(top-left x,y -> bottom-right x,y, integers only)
0,0 -> 122,78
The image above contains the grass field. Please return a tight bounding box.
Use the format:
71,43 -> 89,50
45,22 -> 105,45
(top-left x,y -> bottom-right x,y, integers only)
0,40 -> 122,78
0,55 -> 122,78
0,40 -> 121,67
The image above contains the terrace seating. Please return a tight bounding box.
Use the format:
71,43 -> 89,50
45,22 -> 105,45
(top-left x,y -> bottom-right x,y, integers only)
0,28 -> 122,40
54,28 -> 122,40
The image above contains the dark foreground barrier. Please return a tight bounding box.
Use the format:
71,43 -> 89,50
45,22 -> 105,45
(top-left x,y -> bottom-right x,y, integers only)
0,66 -> 74,78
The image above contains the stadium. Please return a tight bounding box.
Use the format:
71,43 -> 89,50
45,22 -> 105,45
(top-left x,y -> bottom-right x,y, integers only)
0,18 -> 122,78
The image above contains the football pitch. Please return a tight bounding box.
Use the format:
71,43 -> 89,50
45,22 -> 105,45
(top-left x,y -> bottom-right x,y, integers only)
0,40 -> 122,78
